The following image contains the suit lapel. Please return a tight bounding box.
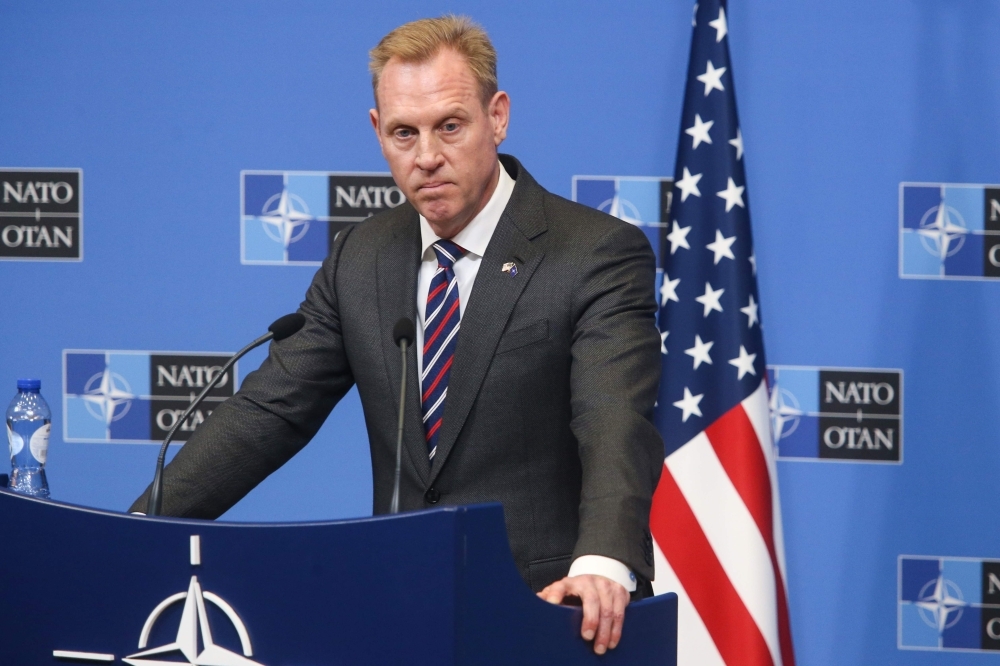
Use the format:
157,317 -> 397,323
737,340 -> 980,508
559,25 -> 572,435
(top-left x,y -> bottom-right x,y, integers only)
376,209 -> 430,485
429,170 -> 548,484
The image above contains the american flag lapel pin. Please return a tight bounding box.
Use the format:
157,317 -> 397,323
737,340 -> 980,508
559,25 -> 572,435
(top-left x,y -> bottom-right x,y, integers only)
501,261 -> 518,277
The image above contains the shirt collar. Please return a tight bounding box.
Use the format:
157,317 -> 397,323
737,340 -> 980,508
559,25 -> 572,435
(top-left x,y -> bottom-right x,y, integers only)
419,161 -> 515,259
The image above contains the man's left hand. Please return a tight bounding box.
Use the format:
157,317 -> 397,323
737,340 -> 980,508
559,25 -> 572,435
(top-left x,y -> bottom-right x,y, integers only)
537,574 -> 629,655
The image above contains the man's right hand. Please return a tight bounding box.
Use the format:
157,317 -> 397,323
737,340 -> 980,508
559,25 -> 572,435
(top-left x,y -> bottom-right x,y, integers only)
538,574 -> 630,655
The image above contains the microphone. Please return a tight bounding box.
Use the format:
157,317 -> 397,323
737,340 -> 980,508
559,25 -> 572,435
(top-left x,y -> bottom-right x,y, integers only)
145,313 -> 306,516
389,317 -> 415,514
269,313 -> 307,341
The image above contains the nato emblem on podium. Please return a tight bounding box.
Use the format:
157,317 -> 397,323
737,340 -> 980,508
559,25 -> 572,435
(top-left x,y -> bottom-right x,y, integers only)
53,535 -> 265,666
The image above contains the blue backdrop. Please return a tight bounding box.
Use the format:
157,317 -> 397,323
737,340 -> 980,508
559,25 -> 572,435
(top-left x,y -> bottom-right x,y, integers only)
2,1 -> 999,664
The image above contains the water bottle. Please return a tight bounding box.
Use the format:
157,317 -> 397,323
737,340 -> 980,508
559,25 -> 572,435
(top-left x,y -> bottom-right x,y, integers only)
6,379 -> 51,498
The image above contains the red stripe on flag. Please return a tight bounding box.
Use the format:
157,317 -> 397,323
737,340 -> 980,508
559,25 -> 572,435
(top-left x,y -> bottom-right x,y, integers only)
651,464 -> 774,666
773,564 -> 794,666
705,405 -> 795,666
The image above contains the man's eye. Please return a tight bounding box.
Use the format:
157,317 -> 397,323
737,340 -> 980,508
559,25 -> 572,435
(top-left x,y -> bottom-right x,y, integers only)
395,129 -> 413,139
442,123 -> 459,132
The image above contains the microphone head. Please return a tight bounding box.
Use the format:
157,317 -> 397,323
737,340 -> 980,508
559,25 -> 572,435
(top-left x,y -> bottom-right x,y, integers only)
393,317 -> 415,347
269,313 -> 306,341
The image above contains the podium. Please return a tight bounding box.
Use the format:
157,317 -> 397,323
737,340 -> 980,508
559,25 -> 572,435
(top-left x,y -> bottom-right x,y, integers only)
0,488 -> 677,665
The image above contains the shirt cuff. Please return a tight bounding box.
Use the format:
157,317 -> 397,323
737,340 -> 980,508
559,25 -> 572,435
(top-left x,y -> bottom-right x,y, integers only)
568,555 -> 637,592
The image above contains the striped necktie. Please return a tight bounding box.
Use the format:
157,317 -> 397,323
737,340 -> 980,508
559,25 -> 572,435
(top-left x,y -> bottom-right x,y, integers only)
422,240 -> 466,461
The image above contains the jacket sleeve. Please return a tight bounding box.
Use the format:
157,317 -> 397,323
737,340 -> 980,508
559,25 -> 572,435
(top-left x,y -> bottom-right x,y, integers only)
128,227 -> 358,518
568,220 -> 664,584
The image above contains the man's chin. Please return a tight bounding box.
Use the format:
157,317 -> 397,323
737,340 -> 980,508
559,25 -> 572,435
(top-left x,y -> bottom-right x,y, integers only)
415,199 -> 463,229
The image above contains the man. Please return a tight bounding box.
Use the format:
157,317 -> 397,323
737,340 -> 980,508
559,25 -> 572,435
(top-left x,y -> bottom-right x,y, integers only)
131,16 -> 663,656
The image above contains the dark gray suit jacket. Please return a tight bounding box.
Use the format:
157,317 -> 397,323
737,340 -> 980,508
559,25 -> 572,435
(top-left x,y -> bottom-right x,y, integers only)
132,155 -> 663,591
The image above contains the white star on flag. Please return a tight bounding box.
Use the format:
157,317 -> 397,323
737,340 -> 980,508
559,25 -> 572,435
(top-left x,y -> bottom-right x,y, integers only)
651,5 -> 795,665
685,114 -> 714,149
660,273 -> 680,305
708,7 -> 727,42
706,229 -> 736,264
740,294 -> 759,327
674,167 -> 703,202
672,387 -> 704,422
728,345 -> 757,379
695,281 -> 724,317
684,335 -> 714,369
696,60 -> 726,96
716,177 -> 745,212
660,330 -> 670,354
729,127 -> 744,160
666,221 -> 692,254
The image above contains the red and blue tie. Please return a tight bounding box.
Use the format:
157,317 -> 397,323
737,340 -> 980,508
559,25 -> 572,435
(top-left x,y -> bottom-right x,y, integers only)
422,240 -> 466,461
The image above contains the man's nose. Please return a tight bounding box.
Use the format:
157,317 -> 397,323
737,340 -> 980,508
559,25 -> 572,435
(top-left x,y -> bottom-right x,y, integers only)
414,133 -> 444,172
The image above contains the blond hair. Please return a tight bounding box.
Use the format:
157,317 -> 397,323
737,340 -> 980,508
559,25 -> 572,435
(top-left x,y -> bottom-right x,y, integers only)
369,15 -> 498,106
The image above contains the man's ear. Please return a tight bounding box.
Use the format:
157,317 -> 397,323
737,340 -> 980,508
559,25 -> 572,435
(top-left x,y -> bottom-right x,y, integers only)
488,91 -> 510,147
369,108 -> 384,152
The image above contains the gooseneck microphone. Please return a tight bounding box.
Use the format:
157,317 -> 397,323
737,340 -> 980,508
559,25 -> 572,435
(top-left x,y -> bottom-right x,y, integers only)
389,317 -> 415,514
145,313 -> 306,516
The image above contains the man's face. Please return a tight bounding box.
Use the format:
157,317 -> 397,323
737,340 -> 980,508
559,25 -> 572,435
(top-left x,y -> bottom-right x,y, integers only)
370,48 -> 509,238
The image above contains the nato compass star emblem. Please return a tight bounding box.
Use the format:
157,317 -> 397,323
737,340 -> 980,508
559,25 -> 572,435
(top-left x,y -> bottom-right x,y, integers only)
123,574 -> 262,666
769,384 -> 803,440
259,187 -> 314,248
917,192 -> 968,260
82,368 -> 135,426
54,536 -> 265,665
598,188 -> 643,226
915,574 -> 967,633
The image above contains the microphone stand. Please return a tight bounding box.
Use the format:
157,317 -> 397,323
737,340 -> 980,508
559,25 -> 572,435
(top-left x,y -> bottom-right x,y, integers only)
145,331 -> 273,516
389,317 -> 414,514
389,337 -> 408,514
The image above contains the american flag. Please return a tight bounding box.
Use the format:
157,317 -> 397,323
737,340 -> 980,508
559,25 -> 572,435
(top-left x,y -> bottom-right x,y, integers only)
649,2 -> 795,665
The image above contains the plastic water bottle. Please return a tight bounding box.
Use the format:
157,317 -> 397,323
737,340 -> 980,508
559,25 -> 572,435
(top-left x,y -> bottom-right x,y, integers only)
6,379 -> 51,498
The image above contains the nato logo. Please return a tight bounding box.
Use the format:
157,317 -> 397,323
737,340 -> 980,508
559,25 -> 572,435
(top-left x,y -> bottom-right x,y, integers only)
767,365 -> 902,463
63,351 -> 235,443
241,170 -> 405,265
899,555 -> 1000,652
53,535 -> 266,664
899,182 -> 1000,279
1,168 -> 82,261
573,176 -> 673,303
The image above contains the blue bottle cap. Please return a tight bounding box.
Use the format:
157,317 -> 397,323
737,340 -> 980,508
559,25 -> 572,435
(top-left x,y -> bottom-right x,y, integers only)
17,379 -> 41,391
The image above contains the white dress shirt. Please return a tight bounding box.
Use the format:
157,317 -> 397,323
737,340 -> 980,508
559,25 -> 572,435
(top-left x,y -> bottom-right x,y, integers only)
415,162 -> 636,593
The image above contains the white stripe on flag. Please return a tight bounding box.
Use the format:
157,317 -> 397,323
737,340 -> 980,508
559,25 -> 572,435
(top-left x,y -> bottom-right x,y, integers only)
742,381 -> 790,587
666,430 -> 782,666
651,538 -> 725,666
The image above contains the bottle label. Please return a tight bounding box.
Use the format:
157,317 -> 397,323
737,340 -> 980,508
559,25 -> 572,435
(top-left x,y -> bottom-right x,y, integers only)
29,423 -> 50,464
7,423 -> 24,457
